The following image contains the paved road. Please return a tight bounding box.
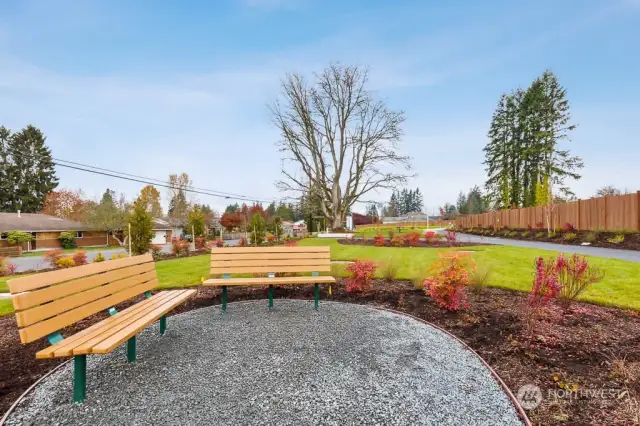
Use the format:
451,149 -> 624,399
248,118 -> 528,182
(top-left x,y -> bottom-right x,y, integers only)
454,232 -> 640,262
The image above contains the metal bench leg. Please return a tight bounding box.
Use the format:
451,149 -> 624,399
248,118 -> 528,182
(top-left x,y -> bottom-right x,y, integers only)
160,316 -> 167,335
74,355 -> 87,403
268,285 -> 274,309
222,286 -> 227,312
127,336 -> 136,363
314,284 -> 319,310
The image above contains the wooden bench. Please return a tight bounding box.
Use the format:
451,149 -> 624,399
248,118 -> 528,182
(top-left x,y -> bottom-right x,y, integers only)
7,254 -> 196,403
203,246 -> 335,310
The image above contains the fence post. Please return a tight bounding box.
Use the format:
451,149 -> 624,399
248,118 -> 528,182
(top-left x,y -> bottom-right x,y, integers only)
637,191 -> 640,231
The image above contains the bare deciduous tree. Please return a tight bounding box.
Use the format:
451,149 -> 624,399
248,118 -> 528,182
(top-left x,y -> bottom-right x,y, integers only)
270,64 -> 412,229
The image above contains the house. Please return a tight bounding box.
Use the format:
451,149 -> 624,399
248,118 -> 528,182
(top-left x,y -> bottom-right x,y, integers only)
151,217 -> 185,244
0,212 -> 118,251
282,220 -> 295,237
293,220 -> 308,235
382,212 -> 430,224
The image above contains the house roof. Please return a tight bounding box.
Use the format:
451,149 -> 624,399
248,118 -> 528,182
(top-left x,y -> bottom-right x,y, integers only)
152,218 -> 175,230
0,213 -> 89,233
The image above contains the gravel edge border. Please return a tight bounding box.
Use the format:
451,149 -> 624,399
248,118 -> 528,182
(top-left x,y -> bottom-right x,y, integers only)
1,300 -> 532,426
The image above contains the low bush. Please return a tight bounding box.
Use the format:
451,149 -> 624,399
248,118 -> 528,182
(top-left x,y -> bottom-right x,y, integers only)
72,251 -> 88,266
412,273 -> 427,290
470,266 -> 492,293
58,231 -> 77,249
44,249 -> 64,268
535,222 -> 544,229
445,230 -> 457,243
563,232 -> 577,241
266,233 -> 276,243
562,222 -> 577,233
93,252 -> 106,262
238,237 -> 248,247
608,234 -> 625,244
55,256 -> 76,269
0,256 -> 16,276
403,232 -> 421,247
556,253 -> 605,309
583,232 -> 598,243
388,230 -> 395,240
111,253 -> 126,260
215,239 -> 225,248
391,234 -> 405,247
521,231 -> 530,238
373,233 -> 386,247
522,256 -> 563,335
172,240 -> 190,257
424,231 -> 436,242
194,237 -> 206,250
284,239 -> 298,247
381,258 -> 399,281
344,260 -> 377,293
151,245 -> 163,260
423,253 -> 474,311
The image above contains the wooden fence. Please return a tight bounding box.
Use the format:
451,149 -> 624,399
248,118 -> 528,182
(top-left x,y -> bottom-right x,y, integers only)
356,220 -> 448,229
454,192 -> 640,232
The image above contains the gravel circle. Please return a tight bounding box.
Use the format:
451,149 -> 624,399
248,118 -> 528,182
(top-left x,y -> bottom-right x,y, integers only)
5,300 -> 524,426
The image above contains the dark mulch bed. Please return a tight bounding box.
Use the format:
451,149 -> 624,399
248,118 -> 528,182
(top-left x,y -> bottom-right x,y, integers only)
2,282 -> 639,425
460,228 -> 640,251
338,238 -> 487,248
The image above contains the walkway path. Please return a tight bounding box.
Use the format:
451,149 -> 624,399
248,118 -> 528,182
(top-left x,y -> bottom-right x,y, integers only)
4,300 -> 524,426
454,232 -> 640,262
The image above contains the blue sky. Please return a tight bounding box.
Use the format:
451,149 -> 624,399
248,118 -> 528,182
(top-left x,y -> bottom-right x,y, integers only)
1,0 -> 639,214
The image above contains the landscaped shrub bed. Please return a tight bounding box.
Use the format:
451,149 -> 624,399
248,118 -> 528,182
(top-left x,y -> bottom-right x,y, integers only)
338,238 -> 487,248
458,227 -> 640,251
1,282 -> 638,425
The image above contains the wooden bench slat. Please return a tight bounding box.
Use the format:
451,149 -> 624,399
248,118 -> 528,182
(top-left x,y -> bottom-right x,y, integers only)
210,259 -> 330,268
211,252 -> 330,261
35,291 -> 178,359
19,279 -> 158,344
70,290 -> 194,356
211,246 -> 329,254
203,276 -> 336,286
12,263 -> 156,311
210,265 -> 331,274
8,254 -> 154,293
90,290 -> 196,354
16,270 -> 157,328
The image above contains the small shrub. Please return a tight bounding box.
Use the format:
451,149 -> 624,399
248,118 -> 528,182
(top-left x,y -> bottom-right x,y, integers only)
381,259 -> 399,281
373,233 -> 386,247
58,231 -> 77,249
445,229 -> 457,243
0,256 -> 15,276
583,232 -> 598,243
562,222 -> 577,233
93,252 -> 106,262
111,253 -> 126,260
424,231 -> 436,243
563,232 -> 577,241
150,245 -> 163,260
194,237 -> 206,250
72,251 -> 88,266
423,253 -> 474,311
535,222 -> 544,229
521,231 -> 530,238
470,267 -> 492,293
215,239 -> 225,248
55,256 -> 76,269
266,233 -> 276,242
608,234 -> 625,244
238,237 -> 248,247
391,234 -> 405,247
344,260 -> 377,293
172,240 -> 190,257
284,239 -> 298,247
412,273 -> 427,290
403,232 -> 421,247
556,253 -> 605,308
44,249 -> 64,268
388,230 -> 395,240
522,256 -> 562,335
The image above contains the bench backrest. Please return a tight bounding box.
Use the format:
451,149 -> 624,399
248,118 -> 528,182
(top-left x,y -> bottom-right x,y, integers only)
8,254 -> 157,344
210,246 -> 331,275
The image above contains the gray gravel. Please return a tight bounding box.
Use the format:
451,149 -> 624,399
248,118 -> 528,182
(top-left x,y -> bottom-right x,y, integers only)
5,300 -> 523,426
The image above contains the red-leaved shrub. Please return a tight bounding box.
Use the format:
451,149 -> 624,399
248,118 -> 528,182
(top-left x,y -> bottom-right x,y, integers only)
44,249 -> 64,269
72,251 -> 88,266
373,233 -> 386,247
195,237 -> 206,250
424,231 -> 436,243
215,239 -> 225,248
284,239 -> 298,247
535,221 -> 544,229
556,253 -> 604,308
239,237 -> 248,247
0,256 -> 15,276
522,256 -> 563,335
561,222 -> 577,233
423,253 -> 474,311
403,232 -> 421,247
345,260 -> 377,293
445,229 -> 457,243
172,240 -> 190,257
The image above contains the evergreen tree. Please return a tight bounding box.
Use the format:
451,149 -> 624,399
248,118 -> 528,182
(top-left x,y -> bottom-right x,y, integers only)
126,198 -> 153,255
365,203 -> 379,221
186,206 -> 205,237
249,213 -> 266,245
387,192 -> 399,217
1,125 -> 58,212
413,188 -> 424,212
266,202 -> 276,217
456,192 -> 469,215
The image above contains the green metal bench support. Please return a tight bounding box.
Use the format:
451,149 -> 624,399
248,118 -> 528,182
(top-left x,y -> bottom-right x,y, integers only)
160,316 -> 167,334
314,284 -> 319,310
74,355 -> 87,403
268,285 -> 274,309
221,286 -> 228,312
127,336 -> 136,363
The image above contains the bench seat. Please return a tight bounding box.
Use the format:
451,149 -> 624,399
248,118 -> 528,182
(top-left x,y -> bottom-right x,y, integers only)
203,275 -> 335,287
36,289 -> 195,359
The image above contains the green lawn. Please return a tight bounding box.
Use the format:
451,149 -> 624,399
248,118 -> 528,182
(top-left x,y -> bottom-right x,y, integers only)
356,226 -> 442,238
155,254 -> 209,289
298,238 -> 640,310
0,276 -> 10,293
21,246 -> 117,257
0,299 -> 13,316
